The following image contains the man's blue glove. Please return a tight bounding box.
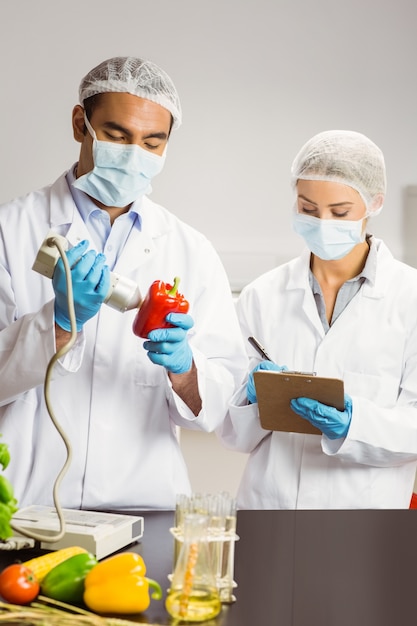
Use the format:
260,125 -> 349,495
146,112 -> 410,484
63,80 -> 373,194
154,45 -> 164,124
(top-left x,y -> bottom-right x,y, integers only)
247,361 -> 288,404
52,239 -> 110,332
143,312 -> 194,374
290,394 -> 353,439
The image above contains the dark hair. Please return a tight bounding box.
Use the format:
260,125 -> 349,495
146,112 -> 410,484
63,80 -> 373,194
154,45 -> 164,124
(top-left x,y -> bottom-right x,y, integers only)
82,93 -> 174,136
83,94 -> 103,125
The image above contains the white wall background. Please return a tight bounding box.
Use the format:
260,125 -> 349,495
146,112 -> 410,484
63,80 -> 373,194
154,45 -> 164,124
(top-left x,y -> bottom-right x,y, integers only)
1,0 -> 416,493
1,0 -> 417,290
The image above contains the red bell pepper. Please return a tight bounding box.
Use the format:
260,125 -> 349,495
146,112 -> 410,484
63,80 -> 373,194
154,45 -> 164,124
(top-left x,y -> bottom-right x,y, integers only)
132,276 -> 189,338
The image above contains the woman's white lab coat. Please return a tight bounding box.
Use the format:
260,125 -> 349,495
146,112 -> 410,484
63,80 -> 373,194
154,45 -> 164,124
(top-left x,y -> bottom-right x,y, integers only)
0,171 -> 248,510
218,239 -> 417,509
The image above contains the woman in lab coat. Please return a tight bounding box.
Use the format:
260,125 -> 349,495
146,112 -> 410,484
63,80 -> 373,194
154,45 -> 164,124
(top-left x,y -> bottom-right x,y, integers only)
0,57 -> 248,511
218,129 -> 417,509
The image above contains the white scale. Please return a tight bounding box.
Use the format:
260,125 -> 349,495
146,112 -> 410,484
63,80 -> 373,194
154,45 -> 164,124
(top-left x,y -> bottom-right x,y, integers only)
11,505 -> 144,560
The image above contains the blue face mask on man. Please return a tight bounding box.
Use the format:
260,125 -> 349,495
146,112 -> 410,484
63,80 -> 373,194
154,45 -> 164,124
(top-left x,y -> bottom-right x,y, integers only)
292,212 -> 366,261
73,115 -> 166,207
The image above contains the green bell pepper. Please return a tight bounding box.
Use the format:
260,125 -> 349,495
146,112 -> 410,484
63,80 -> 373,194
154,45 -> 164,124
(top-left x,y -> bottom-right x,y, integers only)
0,436 -> 18,541
41,552 -> 98,604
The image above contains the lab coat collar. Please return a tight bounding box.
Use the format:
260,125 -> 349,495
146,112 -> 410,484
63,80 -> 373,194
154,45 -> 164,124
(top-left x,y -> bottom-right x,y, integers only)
286,248 -> 312,291
285,243 -> 388,337
50,174 -> 95,250
361,238 -> 389,299
49,169 -> 79,231
284,249 -> 324,336
286,243 -> 387,300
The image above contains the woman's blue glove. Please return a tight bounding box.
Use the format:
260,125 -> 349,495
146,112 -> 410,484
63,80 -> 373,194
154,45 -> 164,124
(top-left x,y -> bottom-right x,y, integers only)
290,394 -> 353,439
143,312 -> 194,374
52,239 -> 110,332
247,361 -> 288,404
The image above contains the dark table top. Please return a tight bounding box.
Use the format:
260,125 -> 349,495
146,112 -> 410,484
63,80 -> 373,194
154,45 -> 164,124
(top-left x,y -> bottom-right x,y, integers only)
2,509 -> 417,625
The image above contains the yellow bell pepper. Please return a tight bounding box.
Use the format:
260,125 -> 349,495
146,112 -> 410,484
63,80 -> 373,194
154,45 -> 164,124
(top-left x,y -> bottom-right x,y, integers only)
83,552 -> 162,615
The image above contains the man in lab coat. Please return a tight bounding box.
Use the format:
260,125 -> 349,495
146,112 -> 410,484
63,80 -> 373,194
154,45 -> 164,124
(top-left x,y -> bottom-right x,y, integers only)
219,129 -> 417,509
0,56 -> 248,510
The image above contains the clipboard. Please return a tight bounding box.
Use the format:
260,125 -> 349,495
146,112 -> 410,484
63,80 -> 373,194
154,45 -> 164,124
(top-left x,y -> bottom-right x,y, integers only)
253,370 -> 344,435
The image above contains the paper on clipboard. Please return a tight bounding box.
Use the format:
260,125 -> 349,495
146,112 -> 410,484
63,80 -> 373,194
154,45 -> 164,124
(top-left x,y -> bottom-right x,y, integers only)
253,370 -> 344,435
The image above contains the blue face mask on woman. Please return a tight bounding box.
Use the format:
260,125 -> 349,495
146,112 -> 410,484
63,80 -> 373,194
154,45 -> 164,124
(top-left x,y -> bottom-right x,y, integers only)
73,115 -> 166,207
292,212 -> 366,260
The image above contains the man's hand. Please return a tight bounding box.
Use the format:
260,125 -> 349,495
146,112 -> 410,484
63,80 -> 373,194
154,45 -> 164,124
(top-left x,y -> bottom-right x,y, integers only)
52,240 -> 110,332
143,312 -> 194,374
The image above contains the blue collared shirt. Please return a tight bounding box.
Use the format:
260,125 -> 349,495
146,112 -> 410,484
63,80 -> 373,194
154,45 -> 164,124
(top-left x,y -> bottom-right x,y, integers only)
309,235 -> 378,332
66,165 -> 143,271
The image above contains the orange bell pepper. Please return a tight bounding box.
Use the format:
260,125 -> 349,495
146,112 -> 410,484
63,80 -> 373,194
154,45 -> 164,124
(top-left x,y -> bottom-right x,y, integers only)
83,552 -> 162,615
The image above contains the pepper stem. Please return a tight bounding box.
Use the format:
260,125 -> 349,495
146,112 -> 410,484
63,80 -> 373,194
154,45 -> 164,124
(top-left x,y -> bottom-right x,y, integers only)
167,276 -> 180,297
146,577 -> 163,600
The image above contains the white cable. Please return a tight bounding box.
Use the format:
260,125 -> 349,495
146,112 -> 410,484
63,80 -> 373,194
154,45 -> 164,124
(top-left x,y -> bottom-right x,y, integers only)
11,236 -> 77,543
0,537 -> 35,550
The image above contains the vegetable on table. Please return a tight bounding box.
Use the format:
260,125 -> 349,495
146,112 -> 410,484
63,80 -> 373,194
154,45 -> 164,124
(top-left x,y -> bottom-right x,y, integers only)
23,546 -> 88,582
83,552 -> 162,615
132,276 -> 189,338
0,563 -> 40,604
41,552 -> 98,605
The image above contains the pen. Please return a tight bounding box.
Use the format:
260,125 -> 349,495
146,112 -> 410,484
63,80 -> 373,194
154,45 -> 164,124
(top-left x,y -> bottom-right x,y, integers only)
248,336 -> 273,361
248,336 -> 317,375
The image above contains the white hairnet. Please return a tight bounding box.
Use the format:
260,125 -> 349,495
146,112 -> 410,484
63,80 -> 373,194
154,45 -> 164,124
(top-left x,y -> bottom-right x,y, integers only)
291,130 -> 386,214
79,56 -> 182,130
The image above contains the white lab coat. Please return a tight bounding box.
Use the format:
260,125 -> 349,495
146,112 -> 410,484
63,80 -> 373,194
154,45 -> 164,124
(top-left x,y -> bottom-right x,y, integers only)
218,239 -> 417,509
0,171 -> 248,510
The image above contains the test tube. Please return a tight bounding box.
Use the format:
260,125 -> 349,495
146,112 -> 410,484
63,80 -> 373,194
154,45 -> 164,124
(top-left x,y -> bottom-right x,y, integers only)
219,495 -> 238,603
